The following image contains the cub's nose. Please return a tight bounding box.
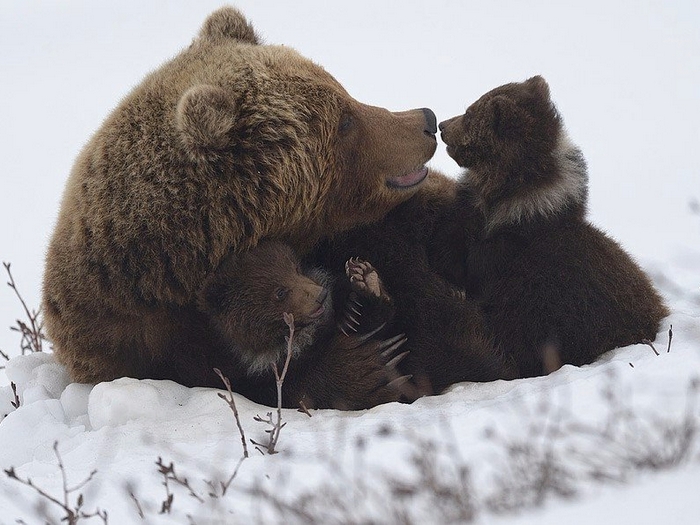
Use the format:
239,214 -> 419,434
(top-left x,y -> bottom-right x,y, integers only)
422,108 -> 437,136
438,115 -> 459,132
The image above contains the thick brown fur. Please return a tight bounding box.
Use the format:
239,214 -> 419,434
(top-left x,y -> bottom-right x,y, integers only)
200,240 -> 405,409
200,241 -> 333,376
43,7 -> 437,392
439,75 -> 669,376
311,172 -> 518,396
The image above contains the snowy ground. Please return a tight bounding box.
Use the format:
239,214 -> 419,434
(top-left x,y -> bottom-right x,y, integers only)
1,2 -> 699,524
0,285 -> 699,523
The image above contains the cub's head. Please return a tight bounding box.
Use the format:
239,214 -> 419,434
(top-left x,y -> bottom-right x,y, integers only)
200,241 -> 333,375
439,76 -> 562,195
440,76 -> 587,227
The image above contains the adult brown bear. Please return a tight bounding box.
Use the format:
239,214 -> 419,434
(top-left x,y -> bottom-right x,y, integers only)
43,7 -> 437,407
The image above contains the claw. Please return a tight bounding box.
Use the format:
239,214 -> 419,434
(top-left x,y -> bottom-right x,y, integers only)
348,304 -> 362,316
339,325 -> 350,337
387,374 -> 413,390
340,322 -> 387,349
345,312 -> 361,326
385,350 -> 410,369
379,334 -> 408,358
352,298 -> 363,308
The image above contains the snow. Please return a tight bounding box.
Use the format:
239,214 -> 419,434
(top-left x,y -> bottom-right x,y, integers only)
1,305 -> 699,522
1,1 -> 699,523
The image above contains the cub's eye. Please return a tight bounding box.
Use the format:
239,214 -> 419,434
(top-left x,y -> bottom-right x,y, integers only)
338,113 -> 354,134
274,287 -> 289,302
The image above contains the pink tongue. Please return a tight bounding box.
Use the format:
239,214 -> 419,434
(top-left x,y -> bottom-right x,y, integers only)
310,305 -> 325,319
388,167 -> 428,188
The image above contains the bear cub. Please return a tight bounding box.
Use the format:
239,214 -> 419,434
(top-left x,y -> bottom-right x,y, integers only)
439,75 -> 669,376
200,241 -> 407,408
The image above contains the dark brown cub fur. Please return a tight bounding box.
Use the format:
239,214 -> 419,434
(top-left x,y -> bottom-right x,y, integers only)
310,173 -> 518,396
200,241 -> 406,409
439,75 -> 669,376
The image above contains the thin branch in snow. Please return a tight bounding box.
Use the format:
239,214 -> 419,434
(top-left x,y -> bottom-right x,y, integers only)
251,312 -> 295,455
156,457 -> 205,510
4,441 -> 107,524
214,367 -> 249,459
642,339 -> 659,356
3,261 -> 48,355
10,382 -> 20,409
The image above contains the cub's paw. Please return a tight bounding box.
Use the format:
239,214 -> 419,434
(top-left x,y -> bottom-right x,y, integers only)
345,257 -> 388,300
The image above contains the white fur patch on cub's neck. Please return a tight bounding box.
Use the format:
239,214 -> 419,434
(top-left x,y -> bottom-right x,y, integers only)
483,132 -> 588,233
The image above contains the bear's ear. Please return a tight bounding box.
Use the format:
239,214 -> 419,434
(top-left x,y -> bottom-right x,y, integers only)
176,85 -> 238,155
488,95 -> 523,140
525,75 -> 551,101
198,7 -> 259,45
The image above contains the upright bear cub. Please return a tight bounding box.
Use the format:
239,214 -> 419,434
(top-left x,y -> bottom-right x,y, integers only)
439,75 -> 669,376
43,7 -> 437,397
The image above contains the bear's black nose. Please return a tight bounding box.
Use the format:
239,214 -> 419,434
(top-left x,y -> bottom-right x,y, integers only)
422,108 -> 437,136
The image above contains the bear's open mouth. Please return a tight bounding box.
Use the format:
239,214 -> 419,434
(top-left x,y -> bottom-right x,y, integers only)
296,305 -> 326,329
309,305 -> 326,319
387,166 -> 429,189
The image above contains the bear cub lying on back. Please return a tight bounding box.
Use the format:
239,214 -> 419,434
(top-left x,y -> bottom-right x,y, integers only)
439,75 -> 669,376
200,241 -> 409,409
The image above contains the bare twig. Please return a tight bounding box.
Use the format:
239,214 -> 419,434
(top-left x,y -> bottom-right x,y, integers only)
156,457 -> 205,514
219,456 -> 246,497
10,382 -> 20,409
4,441 -> 106,524
641,339 -> 659,356
667,325 -> 673,353
126,484 -> 145,519
3,262 -> 47,354
251,312 -> 295,455
214,368 -> 249,459
298,400 -> 313,417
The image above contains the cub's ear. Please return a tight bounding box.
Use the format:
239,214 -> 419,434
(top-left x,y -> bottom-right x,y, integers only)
198,7 -> 259,44
176,85 -> 238,155
525,75 -> 551,100
487,95 -> 524,140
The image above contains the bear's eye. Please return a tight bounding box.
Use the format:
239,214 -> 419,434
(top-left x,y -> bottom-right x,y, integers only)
274,287 -> 289,302
338,113 -> 354,135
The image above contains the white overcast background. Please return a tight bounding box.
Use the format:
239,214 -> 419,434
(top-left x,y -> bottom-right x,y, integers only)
1,2 -> 700,523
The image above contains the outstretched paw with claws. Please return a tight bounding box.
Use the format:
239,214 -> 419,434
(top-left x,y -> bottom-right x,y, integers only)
339,258 -> 396,337
332,324 -> 418,406
346,257 -> 389,300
